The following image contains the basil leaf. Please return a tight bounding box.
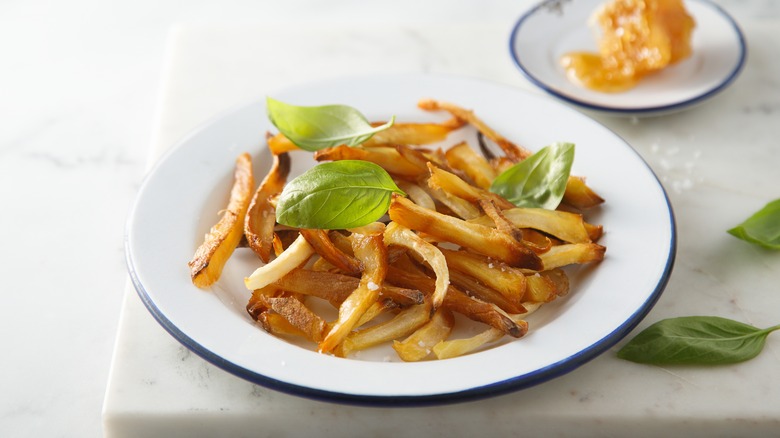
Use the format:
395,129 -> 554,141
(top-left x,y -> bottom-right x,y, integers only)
489,142 -> 575,210
617,316 -> 780,365
275,160 -> 405,229
266,97 -> 394,151
728,199 -> 780,249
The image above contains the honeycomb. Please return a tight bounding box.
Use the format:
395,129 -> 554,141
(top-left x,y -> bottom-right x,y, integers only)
561,0 -> 696,93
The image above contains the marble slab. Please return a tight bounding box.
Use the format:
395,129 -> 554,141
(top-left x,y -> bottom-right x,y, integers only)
103,20 -> 780,437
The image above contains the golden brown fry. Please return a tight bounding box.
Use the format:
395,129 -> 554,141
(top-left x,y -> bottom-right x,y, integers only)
246,285 -> 282,320
563,176 -> 605,210
427,163 -> 514,210
421,180 -> 482,220
439,248 -> 527,309
299,229 -> 362,275
584,222 -> 604,242
445,141 -> 496,190
395,180 -> 436,211
319,224 -> 388,353
418,99 -> 531,161
538,243 -> 606,270
340,299 -> 433,357
189,153 -> 255,288
478,198 -> 524,243
393,308 -> 455,361
447,270 -> 527,314
469,207 -> 594,244
355,299 -> 399,328
524,269 -> 570,303
267,132 -> 300,154
363,119 -> 465,147
433,327 -> 505,360
244,151 -> 290,263
385,264 -> 526,337
275,268 -> 423,306
389,195 -> 543,270
314,145 -> 425,177
384,222 -> 449,310
264,295 -> 327,343
520,228 -> 553,253
257,312 -> 309,339
244,233 -> 315,290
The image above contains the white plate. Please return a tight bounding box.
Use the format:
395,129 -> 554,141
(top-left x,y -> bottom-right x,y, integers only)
126,73 -> 675,405
509,0 -> 746,115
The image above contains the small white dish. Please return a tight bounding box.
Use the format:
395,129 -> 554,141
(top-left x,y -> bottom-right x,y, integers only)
126,73 -> 675,405
509,0 -> 746,115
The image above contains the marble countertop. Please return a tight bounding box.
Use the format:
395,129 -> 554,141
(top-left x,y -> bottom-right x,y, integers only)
1,1 -> 779,436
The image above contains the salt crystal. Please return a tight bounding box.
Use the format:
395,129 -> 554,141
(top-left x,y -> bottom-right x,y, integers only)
367,281 -> 380,291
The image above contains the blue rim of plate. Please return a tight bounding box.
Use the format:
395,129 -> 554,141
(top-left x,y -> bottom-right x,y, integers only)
128,221 -> 675,407
125,73 -> 678,406
508,0 -> 747,115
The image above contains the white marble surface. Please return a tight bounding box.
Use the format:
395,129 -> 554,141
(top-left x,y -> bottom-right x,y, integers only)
1,1 -> 778,437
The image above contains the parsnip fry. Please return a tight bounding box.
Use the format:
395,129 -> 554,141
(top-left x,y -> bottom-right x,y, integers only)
433,327 -> 505,360
264,296 -> 327,343
340,300 -> 433,357
320,224 -> 388,353
439,248 -> 527,309
384,221 -> 450,309
314,145 -> 425,177
267,132 -> 300,154
244,233 -> 314,290
189,153 -> 255,288
418,99 -> 531,161
257,312 -> 309,339
389,195 -> 543,270
393,308 -> 455,361
395,180 -> 436,211
363,119 -> 465,146
427,162 -> 514,210
538,243 -> 606,270
448,269 -> 527,314
469,207 -> 594,244
563,176 -> 605,210
445,141 -> 496,190
300,229 -> 362,275
274,268 -> 424,306
245,151 -> 290,263
385,265 -> 526,337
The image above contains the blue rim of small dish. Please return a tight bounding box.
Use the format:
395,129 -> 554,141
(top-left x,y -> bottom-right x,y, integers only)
508,0 -> 747,115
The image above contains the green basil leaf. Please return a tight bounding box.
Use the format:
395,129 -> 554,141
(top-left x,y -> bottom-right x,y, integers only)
266,97 -> 394,151
489,142 -> 575,210
617,316 -> 780,365
727,199 -> 780,249
275,160 -> 405,229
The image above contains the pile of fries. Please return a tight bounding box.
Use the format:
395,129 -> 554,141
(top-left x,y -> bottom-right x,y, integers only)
188,99 -> 606,361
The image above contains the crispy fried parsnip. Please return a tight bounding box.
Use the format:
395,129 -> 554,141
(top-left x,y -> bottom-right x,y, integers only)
245,151 -> 290,263
319,223 -> 388,353
393,308 -> 455,361
384,222 -> 450,310
445,141 -> 496,190
363,119 -> 465,146
469,207 -> 594,244
339,299 -> 433,357
188,153 -> 255,288
244,233 -> 315,290
418,99 -> 531,161
389,195 -> 543,270
433,327 -> 506,360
